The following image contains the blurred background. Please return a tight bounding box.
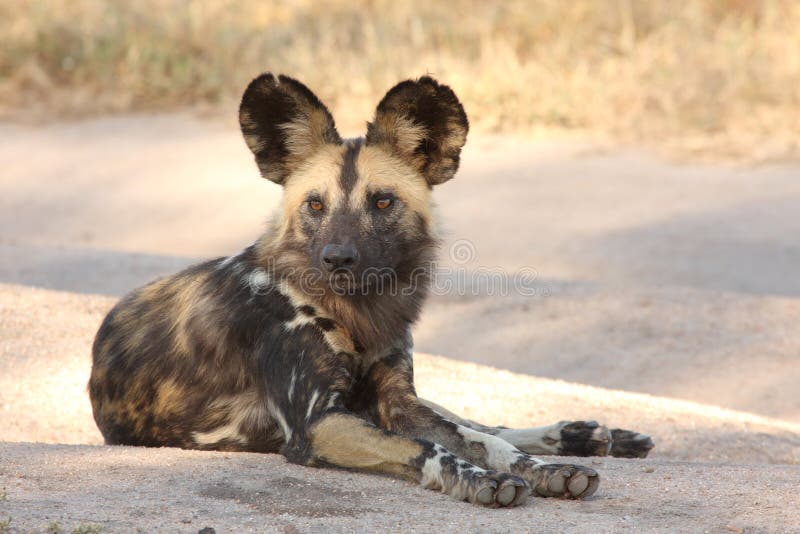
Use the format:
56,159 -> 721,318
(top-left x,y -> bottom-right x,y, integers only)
1,1 -> 799,461
2,0 -> 799,157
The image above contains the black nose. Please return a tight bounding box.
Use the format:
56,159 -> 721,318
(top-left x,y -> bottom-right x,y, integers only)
321,244 -> 359,271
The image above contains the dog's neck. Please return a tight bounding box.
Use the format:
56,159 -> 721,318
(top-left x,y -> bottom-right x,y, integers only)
252,231 -> 435,353
315,278 -> 430,353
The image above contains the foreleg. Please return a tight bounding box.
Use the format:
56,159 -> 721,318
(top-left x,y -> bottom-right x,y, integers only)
295,411 -> 528,507
360,355 -> 600,499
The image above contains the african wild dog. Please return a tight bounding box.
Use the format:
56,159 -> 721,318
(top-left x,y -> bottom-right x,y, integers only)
89,74 -> 653,507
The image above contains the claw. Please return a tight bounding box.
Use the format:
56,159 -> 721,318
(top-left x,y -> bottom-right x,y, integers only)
471,472 -> 528,507
532,464 -> 600,499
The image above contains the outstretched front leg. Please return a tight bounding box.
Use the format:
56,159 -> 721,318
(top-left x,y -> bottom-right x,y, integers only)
354,351 -> 601,499
419,399 -> 655,459
300,411 -> 529,507
271,340 -> 528,507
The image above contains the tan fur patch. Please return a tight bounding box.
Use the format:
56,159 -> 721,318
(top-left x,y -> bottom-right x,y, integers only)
310,413 -> 422,478
367,359 -> 418,429
282,144 -> 347,222
278,278 -> 315,309
352,145 -> 432,220
239,110 -> 265,153
276,280 -> 356,353
153,378 -> 186,416
170,272 -> 212,355
442,115 -> 468,151
281,107 -> 336,163
193,390 -> 264,446
376,113 -> 428,158
322,327 -> 356,353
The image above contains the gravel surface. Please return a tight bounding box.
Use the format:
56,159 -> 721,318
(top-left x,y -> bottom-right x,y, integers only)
1,443 -> 798,533
1,283 -> 799,532
2,116 -> 799,532
2,283 -> 798,466
1,116 -> 798,421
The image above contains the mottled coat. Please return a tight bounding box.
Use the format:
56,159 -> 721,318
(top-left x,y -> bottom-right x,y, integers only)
90,74 -> 652,507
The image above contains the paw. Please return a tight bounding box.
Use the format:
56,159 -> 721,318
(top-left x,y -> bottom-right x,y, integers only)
558,420 -> 613,456
470,472 -> 529,508
529,464 -> 600,499
609,428 -> 654,458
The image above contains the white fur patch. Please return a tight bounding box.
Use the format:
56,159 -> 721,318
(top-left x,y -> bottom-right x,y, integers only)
305,389 -> 320,421
246,268 -> 272,294
217,248 -> 247,271
193,419 -> 245,446
283,314 -> 314,331
419,444 -> 487,501
192,392 -> 266,446
419,445 -> 450,491
267,396 -> 292,443
457,426 -> 545,469
288,368 -> 297,401
325,392 -> 340,409
494,423 -> 565,456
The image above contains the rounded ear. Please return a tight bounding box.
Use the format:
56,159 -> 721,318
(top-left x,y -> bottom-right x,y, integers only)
365,76 -> 469,186
239,73 -> 342,185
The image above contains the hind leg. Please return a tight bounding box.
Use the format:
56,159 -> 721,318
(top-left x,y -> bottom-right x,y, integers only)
419,399 -> 654,459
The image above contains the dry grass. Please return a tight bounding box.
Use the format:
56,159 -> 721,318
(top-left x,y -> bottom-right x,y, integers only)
1,0 -> 799,158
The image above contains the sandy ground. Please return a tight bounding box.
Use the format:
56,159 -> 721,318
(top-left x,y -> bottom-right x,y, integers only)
1,115 -> 800,531
1,283 -> 799,532
3,283 -> 798,464
1,116 -> 798,421
3,443 -> 799,534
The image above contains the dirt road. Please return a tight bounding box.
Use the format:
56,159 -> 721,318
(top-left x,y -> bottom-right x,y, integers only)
3,442 -> 798,534
1,115 -> 799,532
1,283 -> 799,532
1,115 -> 798,421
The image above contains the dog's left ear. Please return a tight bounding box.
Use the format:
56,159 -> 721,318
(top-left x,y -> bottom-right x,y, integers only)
366,76 -> 468,186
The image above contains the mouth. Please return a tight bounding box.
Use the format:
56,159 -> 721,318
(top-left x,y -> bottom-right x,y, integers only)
327,270 -> 359,292
321,265 -> 410,296
325,269 -> 399,294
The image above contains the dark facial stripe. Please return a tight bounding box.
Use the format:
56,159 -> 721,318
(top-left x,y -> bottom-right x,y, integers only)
338,139 -> 363,194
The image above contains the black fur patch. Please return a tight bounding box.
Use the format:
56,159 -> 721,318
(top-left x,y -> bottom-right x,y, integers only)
366,76 -> 468,186
559,421 -> 610,457
409,440 -> 438,470
314,317 -> 337,332
338,140 -> 362,194
438,451 -> 460,479
610,429 -> 655,458
239,73 -> 341,184
298,305 -> 316,316
509,453 -> 537,474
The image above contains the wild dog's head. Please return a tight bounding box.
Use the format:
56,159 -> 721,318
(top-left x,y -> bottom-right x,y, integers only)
240,73 -> 468,295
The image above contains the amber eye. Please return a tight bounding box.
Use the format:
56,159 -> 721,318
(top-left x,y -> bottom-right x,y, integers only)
309,200 -> 324,211
375,198 -> 392,210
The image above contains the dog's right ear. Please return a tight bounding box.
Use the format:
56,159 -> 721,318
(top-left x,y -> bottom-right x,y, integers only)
239,73 -> 342,185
